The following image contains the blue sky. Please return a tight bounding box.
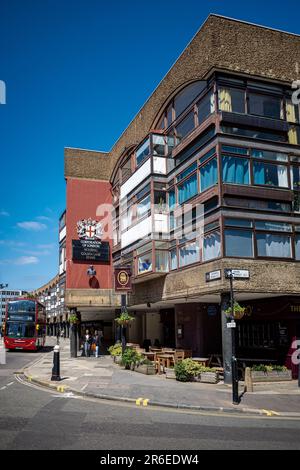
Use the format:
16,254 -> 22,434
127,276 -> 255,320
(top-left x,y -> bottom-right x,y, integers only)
0,0 -> 300,291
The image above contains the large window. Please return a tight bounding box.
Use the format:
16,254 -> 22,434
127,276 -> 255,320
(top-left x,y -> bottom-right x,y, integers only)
295,236 -> 300,260
170,249 -> 177,270
173,81 -> 206,119
291,166 -> 300,191
175,112 -> 195,141
152,135 -> 166,156
225,229 -> 253,258
138,253 -> 152,273
218,87 -> 245,113
179,241 -> 199,267
136,139 -> 150,166
256,233 -> 292,258
222,156 -> 250,185
178,173 -> 198,204
137,195 -> 151,220
200,158 -> 218,191
249,93 -> 282,119
253,162 -> 288,188
203,231 -> 221,261
155,251 -> 169,272
197,92 -> 215,122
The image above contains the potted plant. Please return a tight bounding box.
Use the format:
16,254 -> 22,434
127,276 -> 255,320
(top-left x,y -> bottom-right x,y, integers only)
197,367 -> 219,384
165,366 -> 176,379
121,348 -> 142,370
108,343 -> 122,363
224,301 -> 246,320
135,359 -> 156,375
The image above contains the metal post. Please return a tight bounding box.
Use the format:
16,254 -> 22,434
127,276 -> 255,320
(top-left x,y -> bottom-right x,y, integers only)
229,274 -> 240,405
70,323 -> 77,358
121,294 -> 127,355
51,345 -> 61,381
298,350 -> 300,388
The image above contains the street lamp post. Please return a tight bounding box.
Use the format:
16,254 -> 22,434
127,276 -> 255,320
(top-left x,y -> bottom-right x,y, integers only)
121,294 -> 127,355
224,269 -> 240,405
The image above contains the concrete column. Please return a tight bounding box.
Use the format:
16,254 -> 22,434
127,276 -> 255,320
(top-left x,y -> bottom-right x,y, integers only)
221,293 -> 232,384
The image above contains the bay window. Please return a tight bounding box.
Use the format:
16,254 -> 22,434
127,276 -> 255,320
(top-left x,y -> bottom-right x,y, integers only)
200,158 -> 218,191
179,241 -> 199,267
249,93 -> 282,120
178,173 -> 198,204
175,111 -> 195,142
203,231 -> 221,261
225,229 -> 253,257
155,251 -> 169,272
136,138 -> 150,166
256,233 -> 292,258
138,253 -> 152,273
291,166 -> 300,191
170,248 -> 178,270
295,236 -> 300,260
197,92 -> 215,122
253,162 -> 288,188
137,195 -> 151,220
222,156 -> 250,185
218,87 -> 245,113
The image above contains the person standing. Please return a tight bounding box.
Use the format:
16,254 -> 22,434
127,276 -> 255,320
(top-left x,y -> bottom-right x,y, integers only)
84,330 -> 91,357
94,332 -> 100,358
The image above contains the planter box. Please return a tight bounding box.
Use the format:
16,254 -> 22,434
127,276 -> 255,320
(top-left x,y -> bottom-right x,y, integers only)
194,371 -> 219,384
135,364 -> 156,375
165,367 -> 176,379
251,370 -> 292,382
114,355 -> 122,364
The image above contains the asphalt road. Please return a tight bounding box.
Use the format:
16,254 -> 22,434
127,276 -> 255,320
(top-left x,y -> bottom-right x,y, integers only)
1,349 -> 300,450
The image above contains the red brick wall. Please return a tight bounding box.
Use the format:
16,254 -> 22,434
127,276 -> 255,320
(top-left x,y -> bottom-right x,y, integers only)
65,178 -> 112,289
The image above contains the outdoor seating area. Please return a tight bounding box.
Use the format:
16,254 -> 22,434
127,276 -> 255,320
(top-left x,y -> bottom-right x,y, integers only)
123,344 -> 224,377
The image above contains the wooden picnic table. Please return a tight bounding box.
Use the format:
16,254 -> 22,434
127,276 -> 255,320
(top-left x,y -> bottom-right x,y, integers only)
141,351 -> 156,361
156,353 -> 175,373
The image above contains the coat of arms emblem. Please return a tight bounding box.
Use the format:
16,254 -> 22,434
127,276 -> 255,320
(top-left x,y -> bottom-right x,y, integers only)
77,218 -> 103,240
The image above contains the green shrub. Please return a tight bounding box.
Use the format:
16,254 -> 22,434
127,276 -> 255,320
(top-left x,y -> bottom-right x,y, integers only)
174,361 -> 192,382
108,343 -> 122,357
121,348 -> 142,369
180,358 -> 203,377
175,359 -> 218,382
251,364 -> 288,372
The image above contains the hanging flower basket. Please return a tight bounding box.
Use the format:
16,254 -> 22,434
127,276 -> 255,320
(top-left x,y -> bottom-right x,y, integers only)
224,302 -> 246,320
69,314 -> 80,325
115,311 -> 135,326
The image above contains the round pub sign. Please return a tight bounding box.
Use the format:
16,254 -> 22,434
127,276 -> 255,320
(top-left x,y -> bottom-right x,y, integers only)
118,270 -> 129,286
115,267 -> 132,292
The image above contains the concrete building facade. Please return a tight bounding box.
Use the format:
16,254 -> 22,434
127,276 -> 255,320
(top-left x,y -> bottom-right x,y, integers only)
62,15 -> 300,377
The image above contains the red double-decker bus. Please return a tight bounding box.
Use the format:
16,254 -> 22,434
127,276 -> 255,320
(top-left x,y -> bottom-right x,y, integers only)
3,298 -> 46,351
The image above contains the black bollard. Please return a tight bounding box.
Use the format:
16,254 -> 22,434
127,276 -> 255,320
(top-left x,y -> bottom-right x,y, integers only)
232,356 -> 240,405
51,345 -> 61,381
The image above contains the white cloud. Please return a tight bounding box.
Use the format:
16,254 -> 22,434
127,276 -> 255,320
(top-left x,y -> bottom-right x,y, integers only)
17,221 -> 47,231
14,256 -> 39,265
37,243 -> 55,250
36,216 -> 52,222
0,240 -> 26,247
0,211 -> 9,216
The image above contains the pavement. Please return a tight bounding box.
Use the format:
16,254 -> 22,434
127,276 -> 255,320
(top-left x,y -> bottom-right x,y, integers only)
19,337 -> 300,417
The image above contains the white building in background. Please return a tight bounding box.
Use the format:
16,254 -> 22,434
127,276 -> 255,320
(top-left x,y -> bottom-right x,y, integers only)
0,289 -> 27,326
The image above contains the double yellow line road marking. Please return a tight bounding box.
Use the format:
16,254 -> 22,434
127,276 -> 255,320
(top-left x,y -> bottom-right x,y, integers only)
136,397 -> 150,407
